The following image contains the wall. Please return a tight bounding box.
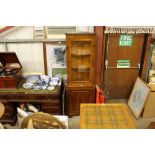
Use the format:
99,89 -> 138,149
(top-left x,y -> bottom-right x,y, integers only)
0,26 -> 94,76
0,26 -> 33,39
0,26 -> 45,75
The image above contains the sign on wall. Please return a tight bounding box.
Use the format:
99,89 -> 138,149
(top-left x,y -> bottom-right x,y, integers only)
119,34 -> 133,46
117,60 -> 130,68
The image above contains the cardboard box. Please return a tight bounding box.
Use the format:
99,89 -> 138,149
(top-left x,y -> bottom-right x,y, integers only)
142,83 -> 155,118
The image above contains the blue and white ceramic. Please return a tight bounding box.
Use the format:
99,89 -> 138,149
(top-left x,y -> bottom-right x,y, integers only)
26,75 -> 39,84
23,82 -> 33,89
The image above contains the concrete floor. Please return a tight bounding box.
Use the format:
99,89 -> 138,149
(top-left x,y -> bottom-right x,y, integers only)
2,100 -> 155,129
2,114 -> 155,129
105,99 -> 155,129
68,115 -> 155,129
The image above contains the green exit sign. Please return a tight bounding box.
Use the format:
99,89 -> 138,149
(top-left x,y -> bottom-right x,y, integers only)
119,34 -> 133,46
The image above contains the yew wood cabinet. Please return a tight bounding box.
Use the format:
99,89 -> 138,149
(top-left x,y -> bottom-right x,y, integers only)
65,33 -> 96,116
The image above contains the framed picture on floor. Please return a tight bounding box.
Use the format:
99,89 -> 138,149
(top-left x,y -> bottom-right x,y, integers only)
128,77 -> 150,119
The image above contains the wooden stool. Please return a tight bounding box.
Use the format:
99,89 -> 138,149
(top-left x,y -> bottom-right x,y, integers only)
148,122 -> 155,129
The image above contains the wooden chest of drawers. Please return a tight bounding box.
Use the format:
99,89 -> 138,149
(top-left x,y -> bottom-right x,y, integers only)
0,85 -> 62,123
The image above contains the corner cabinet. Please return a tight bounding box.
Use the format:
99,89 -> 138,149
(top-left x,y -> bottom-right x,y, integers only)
65,33 -> 96,116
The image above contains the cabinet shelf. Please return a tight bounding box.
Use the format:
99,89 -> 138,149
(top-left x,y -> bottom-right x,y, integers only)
72,66 -> 90,72
72,67 -> 90,72
71,52 -> 90,56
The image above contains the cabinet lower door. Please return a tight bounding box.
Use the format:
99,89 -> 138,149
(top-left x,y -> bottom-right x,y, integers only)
41,101 -> 62,115
66,86 -> 95,116
0,102 -> 17,124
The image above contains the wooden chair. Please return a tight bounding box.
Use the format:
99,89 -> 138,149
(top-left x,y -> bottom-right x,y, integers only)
0,102 -> 5,129
21,112 -> 67,129
148,122 -> 155,129
0,102 -> 4,118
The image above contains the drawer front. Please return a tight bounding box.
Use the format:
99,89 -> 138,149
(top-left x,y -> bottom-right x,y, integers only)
3,106 -> 15,113
0,95 -> 12,100
5,80 -> 17,88
27,94 -> 59,100
0,81 -> 6,88
0,94 -> 59,101
0,102 -> 17,122
42,108 -> 61,115
2,112 -> 14,117
41,101 -> 61,114
0,114 -> 16,122
2,102 -> 17,112
41,101 -> 60,106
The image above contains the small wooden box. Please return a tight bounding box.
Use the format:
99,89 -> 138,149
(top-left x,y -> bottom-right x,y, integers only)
0,52 -> 23,89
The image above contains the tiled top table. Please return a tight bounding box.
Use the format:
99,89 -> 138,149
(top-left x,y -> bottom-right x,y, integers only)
80,104 -> 136,129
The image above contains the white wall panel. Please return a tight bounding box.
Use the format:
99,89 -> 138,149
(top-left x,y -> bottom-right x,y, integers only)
31,43 -> 44,73
0,43 -> 45,75
7,43 -> 18,52
16,44 -> 35,73
2,27 -> 33,39
0,44 -> 6,51
76,26 -> 94,32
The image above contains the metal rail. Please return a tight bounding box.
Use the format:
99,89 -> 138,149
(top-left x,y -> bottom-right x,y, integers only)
0,39 -> 66,43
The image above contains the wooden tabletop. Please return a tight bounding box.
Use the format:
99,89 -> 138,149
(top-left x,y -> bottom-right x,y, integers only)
80,103 -> 136,129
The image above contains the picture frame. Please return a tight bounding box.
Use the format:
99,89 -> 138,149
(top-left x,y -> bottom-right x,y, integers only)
128,77 -> 150,119
43,42 -> 66,78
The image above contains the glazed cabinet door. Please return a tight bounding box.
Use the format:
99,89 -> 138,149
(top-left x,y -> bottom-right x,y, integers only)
66,33 -> 96,85
70,40 -> 94,83
66,86 -> 95,116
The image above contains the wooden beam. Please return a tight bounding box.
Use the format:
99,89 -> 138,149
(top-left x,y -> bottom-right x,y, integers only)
141,34 -> 153,81
94,26 -> 105,87
0,26 -> 14,33
43,42 -> 48,75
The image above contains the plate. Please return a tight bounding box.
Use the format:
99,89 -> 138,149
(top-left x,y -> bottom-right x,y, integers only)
23,82 -> 33,89
26,75 -> 39,84
49,79 -> 58,86
33,85 -> 42,90
47,86 -> 55,91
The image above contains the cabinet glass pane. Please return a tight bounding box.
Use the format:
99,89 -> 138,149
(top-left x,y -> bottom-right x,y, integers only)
71,41 -> 92,81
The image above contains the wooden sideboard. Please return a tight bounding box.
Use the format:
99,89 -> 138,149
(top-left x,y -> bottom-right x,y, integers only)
0,84 -> 62,123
